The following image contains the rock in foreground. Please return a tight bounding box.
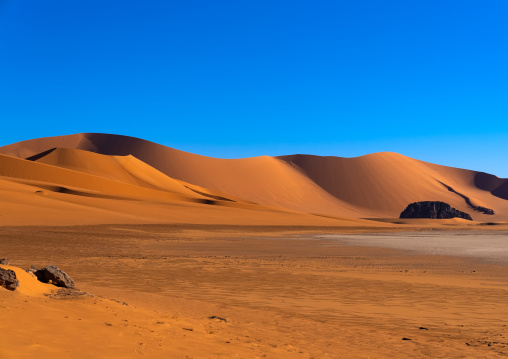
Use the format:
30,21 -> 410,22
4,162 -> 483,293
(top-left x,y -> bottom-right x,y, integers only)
0,267 -> 19,291
35,266 -> 75,288
400,201 -> 472,220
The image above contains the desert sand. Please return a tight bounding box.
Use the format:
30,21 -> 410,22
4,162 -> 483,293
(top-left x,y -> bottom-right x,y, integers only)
0,133 -> 507,223
1,133 -> 508,358
2,225 -> 508,358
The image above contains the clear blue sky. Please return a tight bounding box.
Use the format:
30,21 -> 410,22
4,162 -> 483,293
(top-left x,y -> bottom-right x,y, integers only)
1,1 -> 507,176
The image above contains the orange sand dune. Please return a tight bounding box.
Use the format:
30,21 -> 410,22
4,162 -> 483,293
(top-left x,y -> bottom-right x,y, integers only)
0,152 -> 201,201
31,147 -> 201,193
0,153 -> 381,227
29,147 -> 263,204
0,134 -> 369,218
0,133 -> 507,223
0,175 -> 382,227
280,153 -> 508,221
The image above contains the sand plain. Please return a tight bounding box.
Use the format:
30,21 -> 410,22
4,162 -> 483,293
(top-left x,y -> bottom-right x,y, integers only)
2,225 -> 508,358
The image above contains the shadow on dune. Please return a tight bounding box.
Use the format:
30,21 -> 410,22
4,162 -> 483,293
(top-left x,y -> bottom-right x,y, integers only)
26,148 -> 57,161
436,180 -> 494,215
182,186 -> 235,203
474,172 -> 508,201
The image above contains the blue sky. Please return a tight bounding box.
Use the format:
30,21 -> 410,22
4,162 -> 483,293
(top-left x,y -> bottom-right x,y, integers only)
1,1 -> 507,176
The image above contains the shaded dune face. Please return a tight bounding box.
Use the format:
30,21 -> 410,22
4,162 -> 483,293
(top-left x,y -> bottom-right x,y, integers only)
278,153 -> 508,219
474,172 -> 508,200
0,133 -> 507,221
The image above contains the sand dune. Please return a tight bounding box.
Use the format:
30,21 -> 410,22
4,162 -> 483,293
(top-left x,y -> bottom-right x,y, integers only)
0,134 -> 371,218
0,152 -> 201,201
0,152 -> 379,227
30,147 -> 195,193
0,132 -> 507,224
280,153 -> 508,220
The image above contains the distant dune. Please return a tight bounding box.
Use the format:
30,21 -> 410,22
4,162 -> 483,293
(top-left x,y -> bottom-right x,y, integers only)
279,153 -> 508,219
0,133 -> 506,225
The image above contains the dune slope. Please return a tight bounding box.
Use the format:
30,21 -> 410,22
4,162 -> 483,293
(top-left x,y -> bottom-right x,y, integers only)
0,151 -> 381,227
279,153 -> 508,220
0,134 -> 369,218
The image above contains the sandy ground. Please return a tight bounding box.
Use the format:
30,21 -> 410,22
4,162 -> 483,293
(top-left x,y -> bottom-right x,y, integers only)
1,225 -> 508,358
317,231 -> 508,265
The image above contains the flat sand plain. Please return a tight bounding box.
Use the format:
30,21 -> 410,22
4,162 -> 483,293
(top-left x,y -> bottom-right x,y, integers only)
318,231 -> 508,265
2,225 -> 508,358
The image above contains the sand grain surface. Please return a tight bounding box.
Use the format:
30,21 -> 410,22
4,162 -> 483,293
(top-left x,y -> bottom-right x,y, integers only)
2,225 -> 508,358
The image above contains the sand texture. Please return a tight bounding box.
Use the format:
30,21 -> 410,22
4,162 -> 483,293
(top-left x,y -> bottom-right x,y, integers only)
2,226 -> 508,358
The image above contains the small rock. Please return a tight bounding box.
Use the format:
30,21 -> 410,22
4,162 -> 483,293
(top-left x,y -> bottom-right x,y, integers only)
26,265 -> 38,275
35,266 -> 74,288
209,316 -> 228,323
419,327 -> 429,330
0,258 -> 10,265
0,267 -> 19,291
402,338 -> 412,341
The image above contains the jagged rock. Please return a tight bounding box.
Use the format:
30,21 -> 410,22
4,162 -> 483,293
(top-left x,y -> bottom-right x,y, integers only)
0,267 -> 19,291
35,266 -> 75,288
0,258 -> 10,265
400,201 -> 472,220
26,265 -> 38,276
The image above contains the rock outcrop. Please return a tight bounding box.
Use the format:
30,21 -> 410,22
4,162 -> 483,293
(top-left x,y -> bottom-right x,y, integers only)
34,266 -> 75,288
26,265 -> 38,275
0,267 -> 19,291
400,201 -> 472,220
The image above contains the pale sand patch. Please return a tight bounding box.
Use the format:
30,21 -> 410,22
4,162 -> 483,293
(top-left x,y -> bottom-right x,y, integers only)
316,231 -> 508,264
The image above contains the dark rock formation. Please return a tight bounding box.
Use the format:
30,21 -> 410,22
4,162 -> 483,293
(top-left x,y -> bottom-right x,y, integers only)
0,268 -> 19,291
400,201 -> 472,220
26,265 -> 38,275
35,266 -> 75,288
0,258 -> 10,265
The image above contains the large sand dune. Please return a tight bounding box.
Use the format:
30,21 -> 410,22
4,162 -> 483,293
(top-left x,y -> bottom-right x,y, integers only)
0,132 -> 507,224
0,147 -> 375,227
280,153 -> 508,220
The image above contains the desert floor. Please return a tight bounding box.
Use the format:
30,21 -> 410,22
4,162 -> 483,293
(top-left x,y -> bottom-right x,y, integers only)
2,225 -> 508,358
